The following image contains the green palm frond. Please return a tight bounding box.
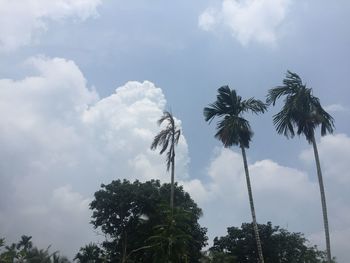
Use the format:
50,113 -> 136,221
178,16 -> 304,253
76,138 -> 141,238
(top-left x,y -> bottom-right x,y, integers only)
241,98 -> 267,114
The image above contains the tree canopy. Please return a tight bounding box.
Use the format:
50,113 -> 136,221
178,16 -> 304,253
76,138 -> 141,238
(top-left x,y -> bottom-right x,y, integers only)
0,235 -> 69,263
266,71 -> 334,143
89,179 -> 207,262
204,85 -> 266,148
208,222 -> 335,263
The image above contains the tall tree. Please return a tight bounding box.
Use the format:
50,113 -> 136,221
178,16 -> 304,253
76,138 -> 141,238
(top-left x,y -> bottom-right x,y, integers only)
204,86 -> 266,263
151,111 -> 181,212
266,71 -> 335,263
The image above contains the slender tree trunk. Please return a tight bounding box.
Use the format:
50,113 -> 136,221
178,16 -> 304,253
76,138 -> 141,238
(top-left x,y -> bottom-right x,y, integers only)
121,231 -> 127,263
241,146 -> 264,263
170,147 -> 175,213
311,134 -> 332,263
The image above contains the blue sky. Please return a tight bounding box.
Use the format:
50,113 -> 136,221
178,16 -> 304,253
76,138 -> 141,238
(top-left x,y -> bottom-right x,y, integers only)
0,1 -> 350,262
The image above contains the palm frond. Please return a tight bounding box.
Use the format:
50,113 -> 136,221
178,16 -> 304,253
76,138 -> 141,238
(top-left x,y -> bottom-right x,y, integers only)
266,71 -> 304,106
203,102 -> 227,122
151,127 -> 172,154
266,86 -> 294,105
157,111 -> 172,126
166,147 -> 172,171
175,129 -> 181,144
215,115 -> 252,148
273,104 -> 295,138
241,98 -> 267,114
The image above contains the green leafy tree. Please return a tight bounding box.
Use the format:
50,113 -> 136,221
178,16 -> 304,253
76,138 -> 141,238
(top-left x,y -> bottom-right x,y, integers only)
74,243 -> 105,263
151,111 -> 181,212
267,71 -> 335,263
89,179 -> 207,262
25,246 -> 53,263
0,236 -> 69,263
204,86 -> 266,263
210,222 -> 335,263
147,206 -> 192,263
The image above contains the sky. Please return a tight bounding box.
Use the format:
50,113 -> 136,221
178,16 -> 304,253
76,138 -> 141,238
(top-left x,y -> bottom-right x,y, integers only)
0,0 -> 349,262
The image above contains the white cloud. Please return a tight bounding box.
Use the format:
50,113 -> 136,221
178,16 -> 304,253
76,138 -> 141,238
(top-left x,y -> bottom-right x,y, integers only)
0,0 -> 102,52
185,148 -> 319,236
0,56 -> 189,258
198,9 -> 217,31
184,142 -> 350,262
324,104 -> 349,113
300,134 -> 350,184
198,0 -> 291,46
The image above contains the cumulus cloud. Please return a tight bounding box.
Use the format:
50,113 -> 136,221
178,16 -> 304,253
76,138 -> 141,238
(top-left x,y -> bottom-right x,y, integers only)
0,0 -> 102,52
0,56 -> 189,258
198,0 -> 291,46
184,148 -> 319,237
300,134 -> 350,185
184,143 -> 350,262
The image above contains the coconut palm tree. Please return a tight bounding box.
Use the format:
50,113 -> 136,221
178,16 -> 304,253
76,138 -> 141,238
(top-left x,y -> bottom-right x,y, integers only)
266,71 -> 335,263
204,86 -> 266,263
151,111 -> 181,212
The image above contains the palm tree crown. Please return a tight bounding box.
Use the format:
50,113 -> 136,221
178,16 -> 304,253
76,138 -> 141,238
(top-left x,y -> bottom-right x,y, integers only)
204,86 -> 267,148
266,71 -> 334,143
151,111 -> 181,170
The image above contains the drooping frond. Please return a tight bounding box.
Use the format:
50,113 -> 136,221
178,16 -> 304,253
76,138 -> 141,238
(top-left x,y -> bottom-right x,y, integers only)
266,71 -> 304,106
272,104 -> 295,138
215,115 -> 253,148
151,127 -> 172,154
175,129 -> 181,144
166,146 -> 173,171
241,98 -> 267,114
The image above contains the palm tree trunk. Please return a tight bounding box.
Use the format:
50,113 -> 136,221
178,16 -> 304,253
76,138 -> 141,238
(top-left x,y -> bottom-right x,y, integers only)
311,134 -> 332,263
121,231 -> 127,263
170,147 -> 175,213
241,146 -> 264,263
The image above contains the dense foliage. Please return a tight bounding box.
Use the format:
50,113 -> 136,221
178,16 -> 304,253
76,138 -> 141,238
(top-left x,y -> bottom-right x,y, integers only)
0,236 -> 69,263
89,179 -> 207,262
207,222 -> 335,263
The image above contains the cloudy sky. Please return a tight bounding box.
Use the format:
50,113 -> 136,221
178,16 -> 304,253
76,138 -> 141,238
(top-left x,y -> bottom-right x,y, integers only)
0,0 -> 349,262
